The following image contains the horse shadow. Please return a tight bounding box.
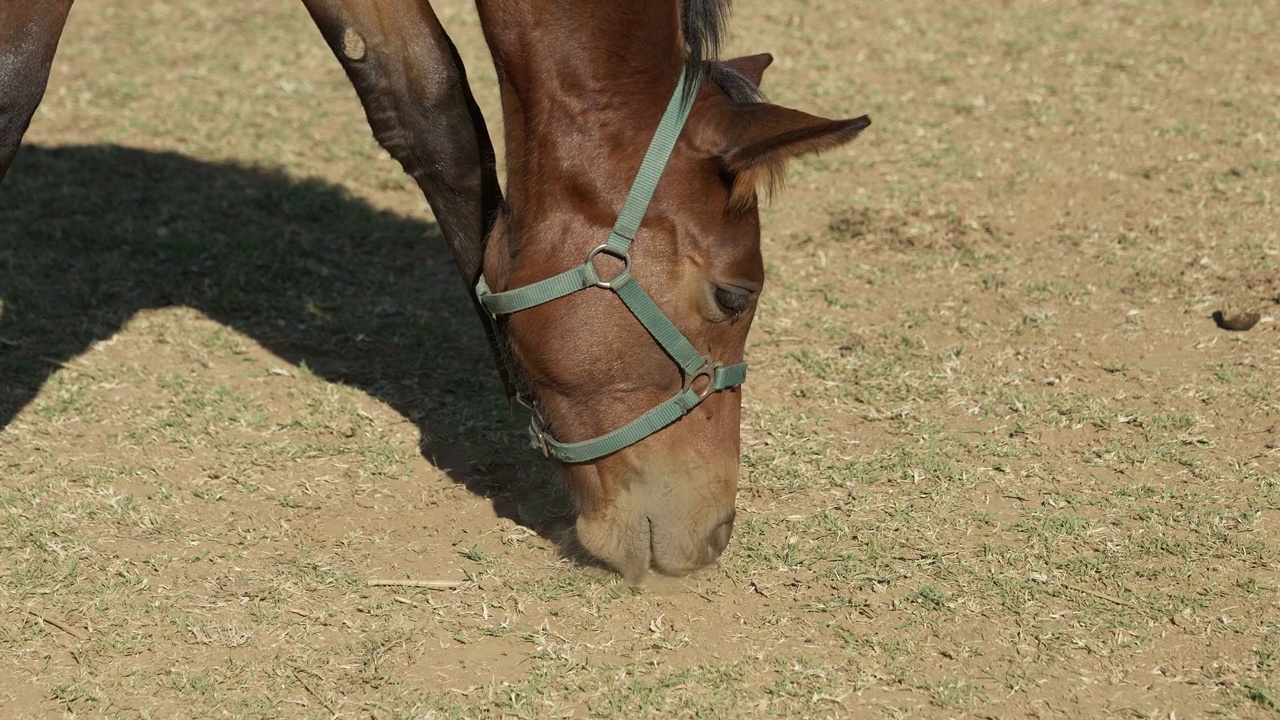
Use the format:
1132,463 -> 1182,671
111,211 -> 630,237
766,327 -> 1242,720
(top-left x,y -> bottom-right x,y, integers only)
0,144 -> 574,538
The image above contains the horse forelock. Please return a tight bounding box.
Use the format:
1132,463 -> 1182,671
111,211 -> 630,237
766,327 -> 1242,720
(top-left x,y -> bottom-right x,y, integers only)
681,0 -> 731,94
708,62 -> 766,104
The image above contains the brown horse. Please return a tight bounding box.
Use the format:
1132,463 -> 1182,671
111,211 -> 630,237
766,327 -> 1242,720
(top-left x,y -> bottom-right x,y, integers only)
0,0 -> 868,582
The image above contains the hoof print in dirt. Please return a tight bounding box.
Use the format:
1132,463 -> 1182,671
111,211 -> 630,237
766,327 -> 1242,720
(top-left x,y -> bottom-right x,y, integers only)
1211,310 -> 1260,332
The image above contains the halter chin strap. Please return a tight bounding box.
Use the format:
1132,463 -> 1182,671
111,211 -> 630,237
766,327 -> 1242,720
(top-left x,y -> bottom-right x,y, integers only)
475,67 -> 748,464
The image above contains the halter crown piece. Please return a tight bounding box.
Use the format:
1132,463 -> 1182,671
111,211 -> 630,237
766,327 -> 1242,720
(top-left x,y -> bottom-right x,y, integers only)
475,67 -> 748,464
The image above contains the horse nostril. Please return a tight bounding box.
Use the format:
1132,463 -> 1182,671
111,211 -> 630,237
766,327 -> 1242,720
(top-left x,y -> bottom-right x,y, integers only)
706,511 -> 735,560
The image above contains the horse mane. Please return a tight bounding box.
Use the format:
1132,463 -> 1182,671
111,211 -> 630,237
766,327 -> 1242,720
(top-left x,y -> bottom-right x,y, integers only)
708,62 -> 765,103
681,0 -> 731,94
682,0 -> 767,99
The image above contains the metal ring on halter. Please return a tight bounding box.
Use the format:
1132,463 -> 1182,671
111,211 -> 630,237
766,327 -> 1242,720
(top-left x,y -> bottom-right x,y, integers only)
586,244 -> 632,289
682,359 -> 720,400
529,416 -> 551,457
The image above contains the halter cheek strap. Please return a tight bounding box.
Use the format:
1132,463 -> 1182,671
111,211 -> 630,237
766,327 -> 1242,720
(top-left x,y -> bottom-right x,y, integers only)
475,67 -> 748,464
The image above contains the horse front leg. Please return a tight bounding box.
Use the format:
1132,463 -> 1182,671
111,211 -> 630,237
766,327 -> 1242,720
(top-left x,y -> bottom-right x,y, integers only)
299,0 -> 500,288
299,0 -> 510,394
0,0 -> 75,184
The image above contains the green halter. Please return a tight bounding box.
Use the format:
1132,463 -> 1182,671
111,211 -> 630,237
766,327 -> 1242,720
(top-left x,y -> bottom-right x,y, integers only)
475,67 -> 747,464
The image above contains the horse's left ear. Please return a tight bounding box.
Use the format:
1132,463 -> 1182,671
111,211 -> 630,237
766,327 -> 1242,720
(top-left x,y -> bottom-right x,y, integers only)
693,99 -> 870,208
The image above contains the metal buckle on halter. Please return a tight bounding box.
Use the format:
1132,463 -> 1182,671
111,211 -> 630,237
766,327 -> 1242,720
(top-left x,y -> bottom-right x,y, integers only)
585,244 -> 632,289
528,415 -> 552,457
512,389 -> 537,414
682,357 -> 721,400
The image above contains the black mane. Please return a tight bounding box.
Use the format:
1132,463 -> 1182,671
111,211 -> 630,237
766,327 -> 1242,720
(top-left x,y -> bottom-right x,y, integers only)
709,61 -> 766,103
681,1 -> 767,104
681,0 -> 731,92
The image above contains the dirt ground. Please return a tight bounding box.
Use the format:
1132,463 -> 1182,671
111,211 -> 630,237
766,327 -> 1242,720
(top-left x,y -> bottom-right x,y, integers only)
1,0 -> 1277,717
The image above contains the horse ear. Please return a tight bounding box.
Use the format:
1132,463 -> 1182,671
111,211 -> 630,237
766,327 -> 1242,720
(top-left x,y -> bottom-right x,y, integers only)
722,53 -> 773,87
695,100 -> 870,208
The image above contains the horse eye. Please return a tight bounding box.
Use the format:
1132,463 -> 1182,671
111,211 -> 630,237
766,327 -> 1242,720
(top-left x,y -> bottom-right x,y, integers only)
713,286 -> 751,316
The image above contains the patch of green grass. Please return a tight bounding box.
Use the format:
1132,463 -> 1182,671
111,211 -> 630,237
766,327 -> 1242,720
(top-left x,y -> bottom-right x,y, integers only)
922,677 -> 988,710
1246,684 -> 1280,712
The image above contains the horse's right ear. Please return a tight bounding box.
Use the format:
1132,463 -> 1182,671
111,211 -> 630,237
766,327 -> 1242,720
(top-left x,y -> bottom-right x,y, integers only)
692,98 -> 870,208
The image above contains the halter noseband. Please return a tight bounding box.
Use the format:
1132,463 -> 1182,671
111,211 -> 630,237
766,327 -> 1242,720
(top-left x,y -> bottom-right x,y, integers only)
475,67 -> 748,464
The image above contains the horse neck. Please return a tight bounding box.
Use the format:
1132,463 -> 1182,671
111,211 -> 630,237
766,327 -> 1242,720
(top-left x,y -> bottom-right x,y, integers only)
475,0 -> 685,220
